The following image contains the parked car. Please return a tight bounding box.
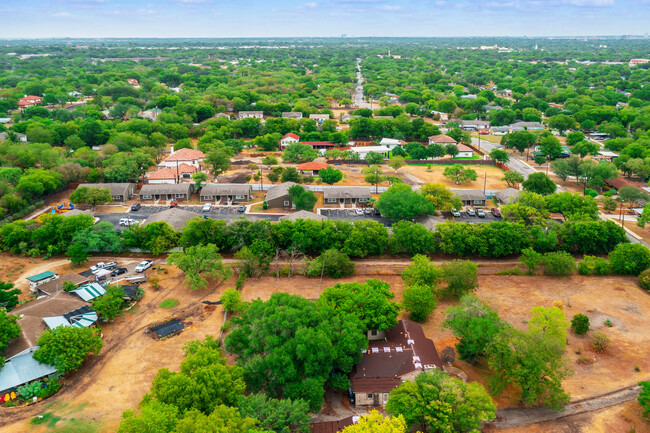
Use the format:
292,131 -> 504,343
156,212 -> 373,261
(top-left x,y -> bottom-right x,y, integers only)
477,208 -> 486,218
364,208 -> 372,215
135,260 -> 154,273
451,208 -> 461,217
237,205 -> 246,213
110,267 -> 127,277
169,202 -> 178,208
466,208 -> 476,217
491,208 -> 502,218
374,209 -> 381,216
202,203 -> 212,213
103,261 -> 118,270
90,262 -> 106,273
355,208 -> 364,216
130,203 -> 142,212
119,218 -> 129,226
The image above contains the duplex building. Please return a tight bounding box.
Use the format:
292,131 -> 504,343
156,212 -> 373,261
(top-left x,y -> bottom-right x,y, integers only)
200,183 -> 253,203
323,186 -> 372,206
309,114 -> 330,122
265,182 -> 298,209
509,121 -> 544,132
349,145 -> 390,160
139,183 -> 194,201
282,112 -> 303,119
451,189 -> 487,207
238,111 -> 264,120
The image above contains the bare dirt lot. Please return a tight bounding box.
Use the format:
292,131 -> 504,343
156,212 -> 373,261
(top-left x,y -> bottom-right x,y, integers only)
2,262 -> 650,432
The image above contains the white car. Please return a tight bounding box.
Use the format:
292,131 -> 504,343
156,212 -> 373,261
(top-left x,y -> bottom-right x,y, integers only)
355,208 -> 364,216
451,208 -> 461,217
135,260 -> 154,273
119,218 -> 138,226
466,208 -> 476,217
202,203 -> 212,213
90,262 -> 106,273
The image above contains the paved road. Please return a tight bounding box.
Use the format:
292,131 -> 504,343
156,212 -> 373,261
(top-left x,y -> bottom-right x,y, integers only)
471,137 -> 537,179
353,58 -> 372,109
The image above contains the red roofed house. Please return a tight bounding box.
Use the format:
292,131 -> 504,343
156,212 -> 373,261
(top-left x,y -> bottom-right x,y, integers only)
350,320 -> 443,407
147,164 -> 197,184
428,134 -> 457,145
127,78 -> 139,87
280,133 -> 300,149
159,148 -> 206,170
296,162 -> 328,176
18,95 -> 43,107
301,141 -> 336,151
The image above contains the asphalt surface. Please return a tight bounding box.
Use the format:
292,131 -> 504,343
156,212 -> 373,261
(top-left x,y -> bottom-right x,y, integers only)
471,137 -> 537,179
353,59 -> 372,109
320,208 -> 392,226
441,210 -> 503,223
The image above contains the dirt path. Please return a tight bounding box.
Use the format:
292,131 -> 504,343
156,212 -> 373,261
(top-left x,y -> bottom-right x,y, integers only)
491,385 -> 643,429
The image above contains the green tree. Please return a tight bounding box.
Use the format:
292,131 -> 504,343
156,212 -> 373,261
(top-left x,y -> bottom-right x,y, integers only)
638,381 -> 650,418
502,171 -> 524,188
443,164 -> 478,185
539,135 -> 562,159
167,243 -> 232,290
362,165 -> 384,193
502,130 -> 537,155
522,172 -> 557,195
318,166 -> 343,185
150,338 -> 246,414
305,248 -> 356,278
280,167 -> 301,183
402,254 -> 442,288
389,221 -> 436,255
546,192 -> 598,220
387,156 -> 406,173
608,243 -> 650,275
443,295 -> 507,363
282,143 -> 318,163
91,285 -> 125,321
33,326 -> 102,374
551,159 -> 571,184
489,149 -> 510,163
319,279 -> 400,332
220,289 -> 243,313
419,183 -> 462,212
365,151 -> 385,165
176,405 -> 263,433
117,400 -> 180,433
192,172 -> 207,189
487,328 -> 573,410
527,306 -> 569,352
440,260 -> 478,298
548,114 -> 577,135
288,184 -> 317,211
237,393 -> 310,433
0,281 -> 21,311
0,310 -> 20,367
376,183 -> 436,222
386,369 -> 496,433
206,148 -> 233,178
402,284 -> 437,322
69,187 -> 112,209
225,293 -> 367,411
540,251 -> 576,276
571,313 -> 590,335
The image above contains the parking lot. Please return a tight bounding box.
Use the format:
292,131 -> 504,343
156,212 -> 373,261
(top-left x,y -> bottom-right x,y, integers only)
320,209 -> 392,226
80,258 -> 156,285
441,209 -> 502,223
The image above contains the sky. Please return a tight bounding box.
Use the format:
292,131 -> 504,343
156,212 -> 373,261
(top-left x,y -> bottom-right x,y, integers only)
0,0 -> 648,39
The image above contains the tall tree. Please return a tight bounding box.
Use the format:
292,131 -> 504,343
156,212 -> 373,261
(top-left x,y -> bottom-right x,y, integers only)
0,281 -> 21,311
167,243 -> 232,290
376,183 -> 436,222
33,326 -> 102,374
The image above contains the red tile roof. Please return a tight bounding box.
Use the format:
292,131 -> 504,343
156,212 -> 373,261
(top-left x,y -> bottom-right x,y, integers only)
147,164 -> 196,180
165,148 -> 206,162
18,95 -> 43,107
282,133 -> 300,140
301,141 -> 336,147
296,162 -> 328,171
428,134 -> 457,144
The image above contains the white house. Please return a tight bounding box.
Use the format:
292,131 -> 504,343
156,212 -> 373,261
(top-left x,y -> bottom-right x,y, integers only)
238,111 -> 264,120
379,138 -> 406,150
455,144 -> 474,158
280,133 -> 300,149
350,145 -> 391,160
159,148 -> 206,170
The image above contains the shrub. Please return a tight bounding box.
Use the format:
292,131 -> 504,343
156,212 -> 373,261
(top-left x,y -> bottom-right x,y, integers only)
62,281 -> 77,292
571,314 -> 590,335
541,251 -> 576,276
584,188 -> 598,198
262,201 -> 268,210
591,331 -> 611,353
497,266 -> 523,275
519,248 -> 542,275
220,289 -> 243,313
17,381 -> 42,400
609,243 -> 650,275
35,377 -> 61,399
577,256 -> 611,276
639,269 -> 650,290
305,249 -> 355,278
402,285 -> 437,322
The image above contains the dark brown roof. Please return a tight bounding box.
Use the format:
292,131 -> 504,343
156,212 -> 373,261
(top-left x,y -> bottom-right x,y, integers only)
310,416 -> 355,433
350,320 -> 442,394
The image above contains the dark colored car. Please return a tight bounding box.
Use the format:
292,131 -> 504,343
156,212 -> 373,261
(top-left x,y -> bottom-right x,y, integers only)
131,203 -> 142,212
110,267 -> 127,277
491,208 -> 502,218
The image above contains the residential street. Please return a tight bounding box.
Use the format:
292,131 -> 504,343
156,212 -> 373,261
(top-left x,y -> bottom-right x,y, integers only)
471,137 -> 537,179
353,58 -> 372,109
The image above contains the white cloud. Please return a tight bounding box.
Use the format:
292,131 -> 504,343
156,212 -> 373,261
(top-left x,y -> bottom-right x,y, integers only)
305,2 -> 318,7
566,0 -> 613,5
51,12 -> 73,17
379,4 -> 402,10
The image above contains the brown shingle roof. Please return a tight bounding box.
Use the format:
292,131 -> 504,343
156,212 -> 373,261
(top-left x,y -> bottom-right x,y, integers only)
428,134 -> 457,144
164,148 -> 205,162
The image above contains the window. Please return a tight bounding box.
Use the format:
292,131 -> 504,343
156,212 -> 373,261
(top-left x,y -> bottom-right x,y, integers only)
235,195 -> 245,199
113,196 -> 120,200
367,394 -> 373,399
473,200 -> 483,204
359,197 -> 368,202
327,198 -> 337,203
370,330 -> 378,336
283,200 -> 290,206
175,194 -> 185,198
204,196 -> 213,200
142,195 -> 152,199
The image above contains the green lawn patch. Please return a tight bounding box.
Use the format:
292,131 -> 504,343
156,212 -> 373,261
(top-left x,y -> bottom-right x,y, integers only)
159,298 -> 179,309
31,412 -> 61,428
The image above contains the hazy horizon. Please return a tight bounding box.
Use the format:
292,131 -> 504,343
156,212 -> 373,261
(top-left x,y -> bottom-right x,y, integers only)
1,0 -> 649,39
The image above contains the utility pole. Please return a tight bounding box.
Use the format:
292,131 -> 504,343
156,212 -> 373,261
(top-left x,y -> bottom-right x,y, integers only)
483,171 -> 487,196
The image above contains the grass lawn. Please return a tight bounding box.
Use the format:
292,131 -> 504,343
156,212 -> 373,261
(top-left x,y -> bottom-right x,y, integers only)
159,298 -> 179,309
